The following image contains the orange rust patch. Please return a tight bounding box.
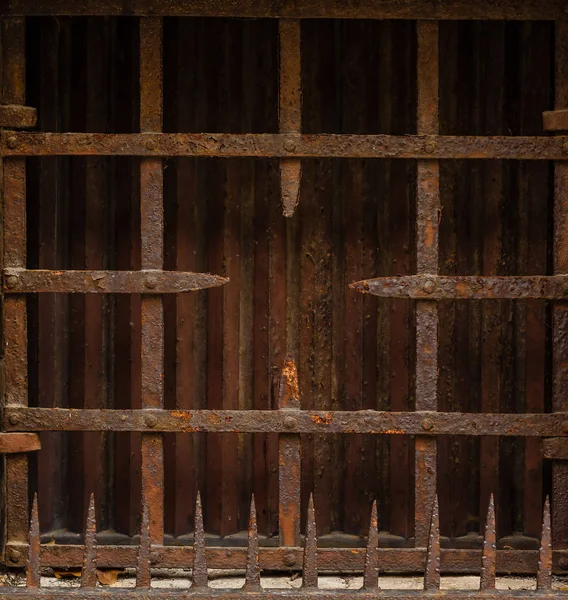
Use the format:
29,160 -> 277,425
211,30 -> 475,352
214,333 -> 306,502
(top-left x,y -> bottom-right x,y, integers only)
384,428 -> 404,435
171,409 -> 192,421
311,413 -> 332,425
282,358 -> 300,399
424,219 -> 435,248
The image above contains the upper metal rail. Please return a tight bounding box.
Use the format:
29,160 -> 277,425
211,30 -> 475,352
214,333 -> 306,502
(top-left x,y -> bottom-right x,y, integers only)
0,0 -> 565,19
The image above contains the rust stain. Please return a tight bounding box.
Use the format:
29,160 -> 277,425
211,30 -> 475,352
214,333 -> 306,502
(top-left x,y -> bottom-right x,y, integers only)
311,413 -> 333,425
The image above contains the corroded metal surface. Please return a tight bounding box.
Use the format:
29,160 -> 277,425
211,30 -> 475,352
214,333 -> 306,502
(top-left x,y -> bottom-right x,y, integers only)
4,132 -> 568,158
350,275 -> 568,299
544,110 -> 568,132
2,268 -> 228,293
6,407 -> 568,436
0,104 -> 36,128
0,433 -> 40,453
1,0 -> 564,19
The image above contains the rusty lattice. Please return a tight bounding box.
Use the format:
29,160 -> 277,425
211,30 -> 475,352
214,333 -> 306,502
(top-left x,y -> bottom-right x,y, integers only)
1,0 -> 568,582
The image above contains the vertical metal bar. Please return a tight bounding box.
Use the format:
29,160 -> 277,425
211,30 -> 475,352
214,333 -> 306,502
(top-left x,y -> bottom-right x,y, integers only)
2,16 -> 29,558
139,16 -> 164,543
279,19 -> 301,217
414,20 -> 439,547
278,356 -> 301,547
553,19 -> 568,550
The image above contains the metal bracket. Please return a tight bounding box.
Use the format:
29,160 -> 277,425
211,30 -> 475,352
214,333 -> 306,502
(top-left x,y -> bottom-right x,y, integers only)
544,109 -> 568,132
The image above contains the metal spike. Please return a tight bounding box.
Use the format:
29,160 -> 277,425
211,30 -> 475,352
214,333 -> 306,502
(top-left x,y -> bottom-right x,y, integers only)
424,495 -> 440,591
537,496 -> 552,591
27,493 -> 40,588
363,500 -> 379,590
80,494 -> 97,589
302,494 -> 318,589
136,502 -> 151,589
281,160 -> 301,217
192,491 -> 208,589
243,495 -> 261,591
480,494 -> 496,590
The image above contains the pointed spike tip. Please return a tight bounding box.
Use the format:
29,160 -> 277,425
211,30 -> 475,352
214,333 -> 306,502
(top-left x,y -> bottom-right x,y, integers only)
480,494 -> 496,590
80,494 -> 98,589
302,493 -> 318,589
363,500 -> 379,590
243,495 -> 261,591
27,493 -> 41,588
537,496 -> 552,591
192,491 -> 208,589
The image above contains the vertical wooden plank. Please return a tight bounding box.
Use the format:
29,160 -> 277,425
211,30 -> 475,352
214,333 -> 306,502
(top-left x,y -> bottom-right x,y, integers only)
552,19 -> 568,549
2,16 -> 29,553
415,20 -> 439,547
139,16 -> 164,543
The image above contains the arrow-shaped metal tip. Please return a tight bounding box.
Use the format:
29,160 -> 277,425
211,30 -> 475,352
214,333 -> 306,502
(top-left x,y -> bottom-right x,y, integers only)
302,493 -> 318,589
81,494 -> 97,589
192,491 -> 208,589
27,493 -> 40,588
537,496 -> 552,591
243,495 -> 261,591
281,159 -> 301,217
480,494 -> 496,590
363,500 -> 379,590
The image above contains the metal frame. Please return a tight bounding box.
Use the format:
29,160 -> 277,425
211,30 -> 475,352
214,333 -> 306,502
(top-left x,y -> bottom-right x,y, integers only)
1,0 -> 568,585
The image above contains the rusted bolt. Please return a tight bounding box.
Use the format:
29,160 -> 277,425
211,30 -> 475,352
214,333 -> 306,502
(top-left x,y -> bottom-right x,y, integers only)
424,141 -> 436,154
6,136 -> 18,150
422,279 -> 436,294
563,142 -> 568,156
5,274 -> 19,289
145,273 -> 159,290
8,413 -> 20,426
284,552 -> 297,567
283,415 -> 297,430
145,414 -> 158,428
422,418 -> 434,431
145,138 -> 157,151
283,139 -> 297,153
121,414 -> 127,422
7,548 -> 21,562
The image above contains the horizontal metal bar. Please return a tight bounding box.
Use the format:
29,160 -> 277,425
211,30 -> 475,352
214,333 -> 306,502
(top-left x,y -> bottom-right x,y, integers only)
0,105 -> 36,128
6,543 -> 568,573
0,433 -> 40,453
3,268 -> 228,294
544,438 -> 568,460
0,0 -> 563,19
543,110 -> 568,132
3,132 -> 568,159
350,275 -> 568,300
5,408 -> 568,436
0,588 -> 565,599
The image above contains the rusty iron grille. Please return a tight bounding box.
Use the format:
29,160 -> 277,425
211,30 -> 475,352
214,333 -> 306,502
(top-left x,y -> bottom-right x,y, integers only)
1,0 -> 568,590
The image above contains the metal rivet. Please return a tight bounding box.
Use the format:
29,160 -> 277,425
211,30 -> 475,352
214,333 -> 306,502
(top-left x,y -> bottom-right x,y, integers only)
422,279 -> 436,294
283,139 -> 297,153
6,136 -> 18,150
422,418 -> 434,431
5,274 -> 19,289
145,138 -> 157,151
7,548 -> 21,562
145,274 -> 159,290
283,415 -> 297,430
121,415 -> 127,422
8,413 -> 20,426
424,141 -> 436,154
145,414 -> 158,428
284,552 -> 296,567
563,142 -> 568,156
